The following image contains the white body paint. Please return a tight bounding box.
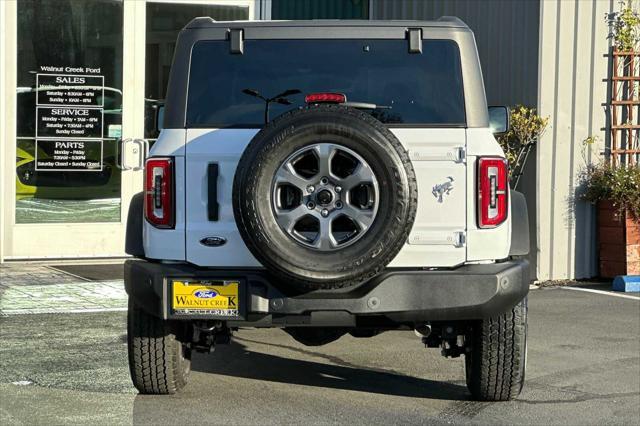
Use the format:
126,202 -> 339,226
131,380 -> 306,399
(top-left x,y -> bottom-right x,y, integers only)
144,126 -> 511,267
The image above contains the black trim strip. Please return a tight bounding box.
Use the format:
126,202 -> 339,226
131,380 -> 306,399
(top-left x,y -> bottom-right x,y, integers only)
207,163 -> 219,221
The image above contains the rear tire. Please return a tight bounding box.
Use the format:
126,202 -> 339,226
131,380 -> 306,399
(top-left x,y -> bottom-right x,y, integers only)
465,297 -> 528,401
127,300 -> 191,394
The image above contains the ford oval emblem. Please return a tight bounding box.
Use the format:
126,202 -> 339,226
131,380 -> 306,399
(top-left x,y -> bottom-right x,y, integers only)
200,236 -> 227,247
194,290 -> 218,298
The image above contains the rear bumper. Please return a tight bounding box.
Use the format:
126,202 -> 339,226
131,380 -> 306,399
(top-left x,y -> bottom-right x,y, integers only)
124,259 -> 529,326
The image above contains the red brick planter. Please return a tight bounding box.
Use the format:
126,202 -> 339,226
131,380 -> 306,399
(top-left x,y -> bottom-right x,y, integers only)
597,200 -> 640,278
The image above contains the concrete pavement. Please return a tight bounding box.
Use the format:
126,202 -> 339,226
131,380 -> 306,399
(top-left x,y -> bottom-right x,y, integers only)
0,281 -> 638,425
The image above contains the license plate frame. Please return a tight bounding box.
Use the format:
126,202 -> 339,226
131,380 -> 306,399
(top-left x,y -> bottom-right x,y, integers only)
170,279 -> 244,319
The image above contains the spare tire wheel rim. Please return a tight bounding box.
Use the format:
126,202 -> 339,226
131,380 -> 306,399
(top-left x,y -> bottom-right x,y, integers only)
271,143 -> 379,251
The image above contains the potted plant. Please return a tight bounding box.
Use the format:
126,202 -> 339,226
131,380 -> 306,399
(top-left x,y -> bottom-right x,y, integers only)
580,162 -> 640,277
588,0 -> 640,281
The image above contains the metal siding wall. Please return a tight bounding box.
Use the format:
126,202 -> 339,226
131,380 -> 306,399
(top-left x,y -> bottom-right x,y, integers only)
537,0 -> 611,280
272,0 -> 369,19
371,0 -> 540,106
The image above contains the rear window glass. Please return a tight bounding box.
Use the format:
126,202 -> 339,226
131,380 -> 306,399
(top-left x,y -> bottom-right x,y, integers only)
186,39 -> 465,127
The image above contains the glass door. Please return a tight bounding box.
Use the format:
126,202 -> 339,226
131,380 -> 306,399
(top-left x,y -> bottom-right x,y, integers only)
8,0 -> 135,258
15,0 -> 124,225
4,0 -> 254,259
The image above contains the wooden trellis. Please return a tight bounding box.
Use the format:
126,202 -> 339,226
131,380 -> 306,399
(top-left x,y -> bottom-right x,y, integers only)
610,49 -> 640,167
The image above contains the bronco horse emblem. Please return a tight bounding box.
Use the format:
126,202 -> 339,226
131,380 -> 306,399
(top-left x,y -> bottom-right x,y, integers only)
432,177 -> 454,203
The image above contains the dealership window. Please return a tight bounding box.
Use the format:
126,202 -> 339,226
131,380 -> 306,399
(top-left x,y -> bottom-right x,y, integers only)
144,2 -> 250,139
16,0 -> 124,223
14,0 -> 250,224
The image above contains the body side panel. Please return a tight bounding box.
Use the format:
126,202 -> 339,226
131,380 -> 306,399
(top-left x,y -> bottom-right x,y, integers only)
465,128 -> 511,261
143,129 -> 187,260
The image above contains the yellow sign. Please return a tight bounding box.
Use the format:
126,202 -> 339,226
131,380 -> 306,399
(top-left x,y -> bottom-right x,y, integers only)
172,280 -> 239,315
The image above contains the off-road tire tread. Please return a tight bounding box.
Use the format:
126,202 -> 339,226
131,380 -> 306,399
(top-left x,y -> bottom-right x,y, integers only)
127,301 -> 190,394
465,297 -> 527,401
234,105 -> 417,290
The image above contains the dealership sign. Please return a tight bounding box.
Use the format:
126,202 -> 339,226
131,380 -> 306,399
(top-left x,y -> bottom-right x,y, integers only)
34,69 -> 105,171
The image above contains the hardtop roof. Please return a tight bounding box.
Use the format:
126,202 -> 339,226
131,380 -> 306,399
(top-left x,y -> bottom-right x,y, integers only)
163,15 -> 489,129
185,16 -> 469,31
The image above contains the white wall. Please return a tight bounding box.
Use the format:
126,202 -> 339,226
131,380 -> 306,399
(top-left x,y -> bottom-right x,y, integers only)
536,0 -> 613,280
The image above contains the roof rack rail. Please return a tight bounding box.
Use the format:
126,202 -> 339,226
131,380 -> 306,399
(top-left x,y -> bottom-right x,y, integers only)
186,17 -> 216,29
437,16 -> 468,28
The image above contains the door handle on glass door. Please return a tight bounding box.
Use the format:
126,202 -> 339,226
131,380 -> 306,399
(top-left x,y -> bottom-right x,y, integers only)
131,139 -> 149,171
116,138 -> 132,170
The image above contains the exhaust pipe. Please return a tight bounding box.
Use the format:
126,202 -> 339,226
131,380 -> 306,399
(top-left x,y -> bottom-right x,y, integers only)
414,323 -> 432,338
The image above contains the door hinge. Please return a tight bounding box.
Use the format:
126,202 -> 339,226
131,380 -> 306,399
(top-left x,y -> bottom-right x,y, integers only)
408,146 -> 466,162
408,230 -> 466,247
407,28 -> 422,54
229,29 -> 244,54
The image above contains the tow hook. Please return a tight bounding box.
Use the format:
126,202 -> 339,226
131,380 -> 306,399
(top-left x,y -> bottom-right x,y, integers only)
440,325 -> 467,358
191,321 -> 232,353
417,323 -> 469,358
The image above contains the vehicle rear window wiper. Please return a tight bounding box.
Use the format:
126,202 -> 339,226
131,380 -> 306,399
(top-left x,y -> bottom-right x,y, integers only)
343,101 -> 392,110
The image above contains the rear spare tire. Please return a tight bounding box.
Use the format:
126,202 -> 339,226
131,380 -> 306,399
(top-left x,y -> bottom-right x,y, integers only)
233,105 -> 417,290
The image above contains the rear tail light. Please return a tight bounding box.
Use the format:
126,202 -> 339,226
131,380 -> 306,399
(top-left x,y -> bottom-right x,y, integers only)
477,157 -> 508,228
145,157 -> 174,228
305,93 -> 347,104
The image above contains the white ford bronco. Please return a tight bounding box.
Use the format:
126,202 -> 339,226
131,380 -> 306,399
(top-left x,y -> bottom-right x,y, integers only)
124,17 -> 531,401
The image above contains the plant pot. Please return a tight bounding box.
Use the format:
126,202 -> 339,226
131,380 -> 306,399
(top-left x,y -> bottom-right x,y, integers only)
597,200 -> 640,278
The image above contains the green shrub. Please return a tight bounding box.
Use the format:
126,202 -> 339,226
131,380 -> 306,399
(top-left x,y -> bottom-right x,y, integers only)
606,0 -> 640,51
580,163 -> 640,219
497,105 -> 548,183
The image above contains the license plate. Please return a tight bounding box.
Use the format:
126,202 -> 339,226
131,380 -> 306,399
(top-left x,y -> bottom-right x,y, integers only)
172,280 -> 239,317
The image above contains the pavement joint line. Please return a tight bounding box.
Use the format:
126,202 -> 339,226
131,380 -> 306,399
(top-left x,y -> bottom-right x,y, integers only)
44,265 -> 94,282
561,286 -> 640,300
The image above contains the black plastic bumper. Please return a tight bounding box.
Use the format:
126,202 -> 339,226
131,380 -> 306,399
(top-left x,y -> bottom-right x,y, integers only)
124,259 -> 529,326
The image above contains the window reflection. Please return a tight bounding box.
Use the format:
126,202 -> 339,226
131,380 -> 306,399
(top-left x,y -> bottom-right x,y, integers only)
144,2 -> 249,139
16,0 -> 123,223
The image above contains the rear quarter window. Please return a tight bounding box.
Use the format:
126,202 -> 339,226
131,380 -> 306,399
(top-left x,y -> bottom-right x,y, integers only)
186,38 -> 465,128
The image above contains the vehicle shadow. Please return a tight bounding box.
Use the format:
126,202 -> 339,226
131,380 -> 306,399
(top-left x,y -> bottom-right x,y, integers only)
194,338 -> 468,400
131,338 -> 469,422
